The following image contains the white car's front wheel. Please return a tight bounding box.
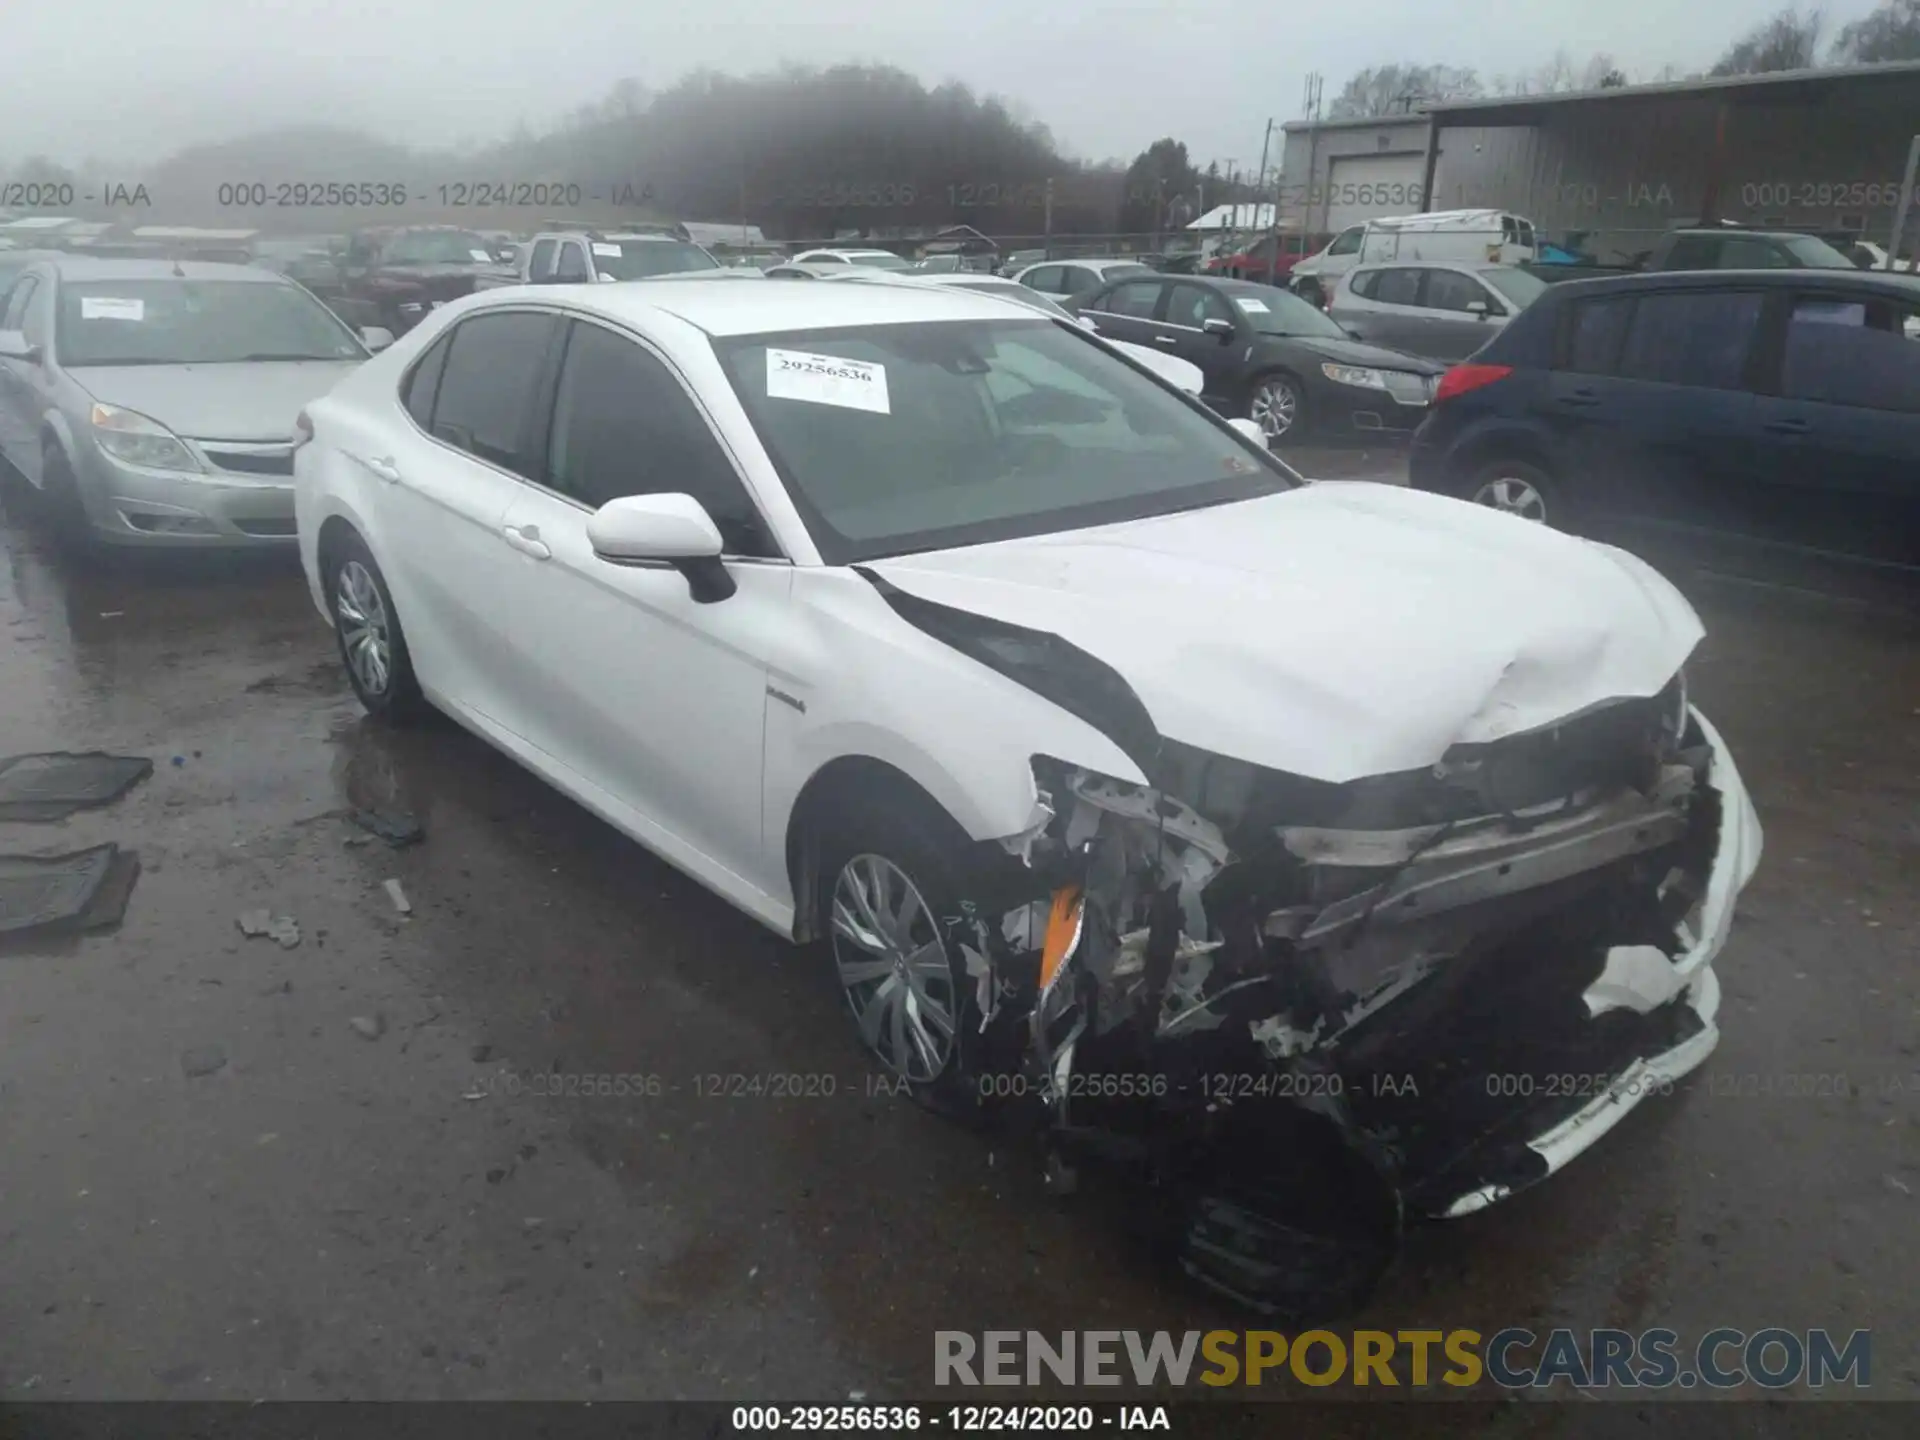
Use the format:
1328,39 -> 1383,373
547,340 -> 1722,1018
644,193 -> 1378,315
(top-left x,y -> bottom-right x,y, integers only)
815,803 -> 990,1114
324,531 -> 428,721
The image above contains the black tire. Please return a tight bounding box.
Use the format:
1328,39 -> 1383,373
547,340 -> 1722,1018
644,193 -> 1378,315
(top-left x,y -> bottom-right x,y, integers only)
813,799 -> 993,1121
1456,456 -> 1571,530
322,530 -> 429,721
40,448 -> 102,559
1246,370 -> 1307,444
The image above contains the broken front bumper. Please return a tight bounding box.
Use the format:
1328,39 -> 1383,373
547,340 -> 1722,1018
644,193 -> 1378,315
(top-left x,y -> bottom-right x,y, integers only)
953,698 -> 1760,1290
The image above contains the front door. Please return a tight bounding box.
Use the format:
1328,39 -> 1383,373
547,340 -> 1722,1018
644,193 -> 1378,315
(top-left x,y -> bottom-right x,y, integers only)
496,316 -> 783,891
0,277 -> 46,485
1163,282 -> 1246,407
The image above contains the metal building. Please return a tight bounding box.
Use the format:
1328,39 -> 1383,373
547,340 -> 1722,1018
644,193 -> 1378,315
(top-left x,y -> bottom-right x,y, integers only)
1281,60 -> 1920,261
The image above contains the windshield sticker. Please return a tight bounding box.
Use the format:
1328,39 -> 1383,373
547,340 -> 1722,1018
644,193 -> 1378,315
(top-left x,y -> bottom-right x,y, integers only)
591,243 -> 623,258
766,348 -> 890,415
468,248 -> 492,263
1234,297 -> 1269,314
79,297 -> 145,322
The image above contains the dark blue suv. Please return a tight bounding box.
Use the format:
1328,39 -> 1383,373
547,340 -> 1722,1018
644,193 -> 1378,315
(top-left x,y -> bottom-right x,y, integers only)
1407,269 -> 1920,580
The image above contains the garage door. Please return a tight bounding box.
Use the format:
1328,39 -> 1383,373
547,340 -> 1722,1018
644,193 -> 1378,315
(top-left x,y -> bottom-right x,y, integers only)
1324,153 -> 1428,232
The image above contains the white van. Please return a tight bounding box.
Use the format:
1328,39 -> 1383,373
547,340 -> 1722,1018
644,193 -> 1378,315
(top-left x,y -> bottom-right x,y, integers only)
1291,209 -> 1538,304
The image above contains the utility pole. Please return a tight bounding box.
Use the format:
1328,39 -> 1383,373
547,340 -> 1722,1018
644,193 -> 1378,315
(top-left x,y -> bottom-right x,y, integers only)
1299,73 -> 1324,256
1889,134 -> 1920,270
1256,117 -> 1277,285
1043,177 -> 1054,260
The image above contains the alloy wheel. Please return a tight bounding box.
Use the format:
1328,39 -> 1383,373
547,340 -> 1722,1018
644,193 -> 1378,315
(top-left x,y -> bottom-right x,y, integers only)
1472,475 -> 1549,522
830,853 -> 958,1083
1250,378 -> 1299,440
335,559 -> 393,697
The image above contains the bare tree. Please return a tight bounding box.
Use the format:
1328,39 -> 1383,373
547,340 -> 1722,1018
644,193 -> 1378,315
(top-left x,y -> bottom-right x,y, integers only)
1327,63 -> 1482,119
1710,6 -> 1826,75
1831,0 -> 1920,61
1492,51 -> 1629,95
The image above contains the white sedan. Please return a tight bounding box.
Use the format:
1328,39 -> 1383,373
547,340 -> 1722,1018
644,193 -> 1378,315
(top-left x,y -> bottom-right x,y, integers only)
293,280 -> 1760,1310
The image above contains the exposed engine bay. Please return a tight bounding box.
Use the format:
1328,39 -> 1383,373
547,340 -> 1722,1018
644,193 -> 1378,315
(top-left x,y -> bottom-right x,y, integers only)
931,669 -> 1757,1317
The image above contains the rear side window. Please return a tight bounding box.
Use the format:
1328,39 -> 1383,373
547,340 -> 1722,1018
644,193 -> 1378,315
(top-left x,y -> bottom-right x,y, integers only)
4,277 -> 38,333
1101,280 -> 1163,319
1022,265 -> 1064,293
1371,268 -> 1423,307
429,310 -> 559,476
402,333 -> 451,427
1562,296 -> 1634,374
546,320 -> 774,554
1618,290 -> 1763,390
1780,295 -> 1920,413
1718,237 -> 1790,270
1663,236 -> 1720,270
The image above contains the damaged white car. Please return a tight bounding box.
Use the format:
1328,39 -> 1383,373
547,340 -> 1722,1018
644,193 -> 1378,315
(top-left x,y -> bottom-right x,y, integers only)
295,281 -> 1762,1316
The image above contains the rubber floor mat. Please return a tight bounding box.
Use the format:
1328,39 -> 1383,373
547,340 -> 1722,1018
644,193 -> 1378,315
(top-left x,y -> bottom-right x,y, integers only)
0,752 -> 153,821
0,844 -> 142,943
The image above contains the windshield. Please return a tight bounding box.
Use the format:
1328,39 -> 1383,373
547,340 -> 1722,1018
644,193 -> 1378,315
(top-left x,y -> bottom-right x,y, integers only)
55,279 -> 365,366
1230,286 -> 1346,338
384,230 -> 492,264
1479,267 -> 1548,307
848,253 -> 912,271
1782,234 -> 1859,269
590,239 -> 720,278
949,280 -> 1072,320
714,318 -> 1292,563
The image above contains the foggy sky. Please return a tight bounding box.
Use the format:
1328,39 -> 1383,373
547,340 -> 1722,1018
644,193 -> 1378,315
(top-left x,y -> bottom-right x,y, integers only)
3,0 -> 1887,172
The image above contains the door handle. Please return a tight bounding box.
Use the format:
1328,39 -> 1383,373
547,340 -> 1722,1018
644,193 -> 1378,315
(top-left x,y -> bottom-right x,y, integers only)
1763,417 -> 1810,436
359,454 -> 402,483
1154,334 -> 1179,346
502,524 -> 550,560
1557,389 -> 1601,407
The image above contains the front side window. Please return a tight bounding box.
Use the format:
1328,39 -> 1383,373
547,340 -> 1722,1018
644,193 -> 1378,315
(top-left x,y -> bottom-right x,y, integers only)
1022,265 -> 1065,293
1167,284 -> 1234,328
1780,294 -> 1920,412
714,317 -> 1293,564
4,277 -> 39,333
553,244 -> 590,283
54,280 -> 366,366
528,239 -> 558,282
427,310 -> 559,475
1617,290 -> 1763,390
1326,227 -> 1365,257
1717,237 -> 1791,270
1424,269 -> 1495,313
545,320 -> 773,555
1480,266 -> 1547,309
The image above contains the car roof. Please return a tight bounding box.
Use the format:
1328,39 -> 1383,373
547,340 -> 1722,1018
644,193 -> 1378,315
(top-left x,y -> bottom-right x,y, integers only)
507,276 -> 1043,336
1543,268 -> 1920,300
33,257 -> 286,283
800,248 -> 898,257
1349,259 -> 1524,272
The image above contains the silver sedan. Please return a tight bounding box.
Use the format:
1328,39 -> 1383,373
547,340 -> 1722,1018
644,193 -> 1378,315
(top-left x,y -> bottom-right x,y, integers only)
0,257 -> 388,552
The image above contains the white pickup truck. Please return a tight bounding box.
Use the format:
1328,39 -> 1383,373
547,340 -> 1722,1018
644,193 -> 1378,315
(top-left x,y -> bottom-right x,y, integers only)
474,228 -> 763,289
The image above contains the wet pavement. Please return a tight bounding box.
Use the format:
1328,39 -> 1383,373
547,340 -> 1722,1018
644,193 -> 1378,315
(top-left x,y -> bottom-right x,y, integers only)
0,478 -> 1916,1406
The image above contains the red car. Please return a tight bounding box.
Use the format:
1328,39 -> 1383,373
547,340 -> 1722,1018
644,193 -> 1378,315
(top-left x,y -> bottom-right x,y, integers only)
1205,234 -> 1318,284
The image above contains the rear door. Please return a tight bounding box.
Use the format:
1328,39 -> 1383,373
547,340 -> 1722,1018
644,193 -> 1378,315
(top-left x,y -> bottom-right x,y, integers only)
1343,266 -> 1426,353
1020,265 -> 1069,299
0,276 -> 44,483
1744,288 -> 1920,570
369,308 -> 562,733
1546,286 -> 1768,545
1080,278 -> 1168,347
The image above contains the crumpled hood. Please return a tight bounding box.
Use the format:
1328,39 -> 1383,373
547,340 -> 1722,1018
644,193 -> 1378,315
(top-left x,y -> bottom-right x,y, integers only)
866,483 -> 1704,783
73,361 -> 362,442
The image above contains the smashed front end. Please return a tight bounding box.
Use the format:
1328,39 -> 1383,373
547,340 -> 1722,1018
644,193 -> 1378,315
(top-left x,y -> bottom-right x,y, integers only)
946,671 -> 1761,1316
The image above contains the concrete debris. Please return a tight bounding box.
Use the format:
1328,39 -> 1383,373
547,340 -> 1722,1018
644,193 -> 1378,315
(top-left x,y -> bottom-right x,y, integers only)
237,910 -> 301,948
349,1015 -> 387,1041
350,807 -> 425,848
383,879 -> 412,915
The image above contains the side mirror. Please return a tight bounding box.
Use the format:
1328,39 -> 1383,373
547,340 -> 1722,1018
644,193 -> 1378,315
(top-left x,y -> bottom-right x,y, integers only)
359,326 -> 394,353
1203,317 -> 1236,339
1466,300 -> 1490,318
1227,417 -> 1267,448
587,493 -> 736,604
0,330 -> 39,363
